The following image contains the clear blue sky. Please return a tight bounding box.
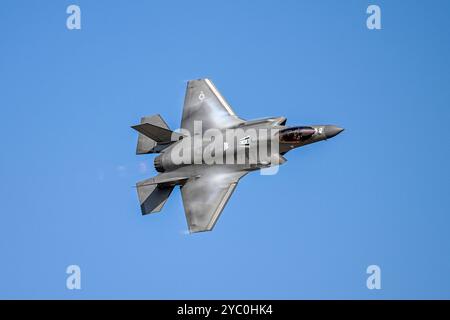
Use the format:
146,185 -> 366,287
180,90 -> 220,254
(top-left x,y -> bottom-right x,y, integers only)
1,0 -> 449,299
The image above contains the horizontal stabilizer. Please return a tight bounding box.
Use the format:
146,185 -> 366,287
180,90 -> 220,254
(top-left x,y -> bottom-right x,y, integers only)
137,175 -> 189,187
132,123 -> 183,143
136,178 -> 174,215
133,114 -> 182,155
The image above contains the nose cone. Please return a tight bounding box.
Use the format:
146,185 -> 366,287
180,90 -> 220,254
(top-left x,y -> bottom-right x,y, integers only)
324,125 -> 344,139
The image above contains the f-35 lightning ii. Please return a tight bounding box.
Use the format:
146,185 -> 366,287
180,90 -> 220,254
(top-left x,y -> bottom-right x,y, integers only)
132,79 -> 344,233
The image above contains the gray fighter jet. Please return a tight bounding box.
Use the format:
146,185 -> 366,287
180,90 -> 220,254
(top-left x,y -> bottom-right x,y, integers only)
132,79 -> 343,233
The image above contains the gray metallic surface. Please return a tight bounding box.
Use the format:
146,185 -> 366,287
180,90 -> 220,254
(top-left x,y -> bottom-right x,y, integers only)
181,79 -> 244,134
324,125 -> 345,139
132,79 -> 344,233
135,114 -> 170,154
136,177 -> 174,214
180,167 -> 247,233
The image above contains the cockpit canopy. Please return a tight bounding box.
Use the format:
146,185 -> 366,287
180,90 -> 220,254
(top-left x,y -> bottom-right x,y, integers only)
279,126 -> 316,143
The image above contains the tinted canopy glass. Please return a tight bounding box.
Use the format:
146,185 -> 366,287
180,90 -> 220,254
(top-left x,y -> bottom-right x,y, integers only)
279,126 -> 315,143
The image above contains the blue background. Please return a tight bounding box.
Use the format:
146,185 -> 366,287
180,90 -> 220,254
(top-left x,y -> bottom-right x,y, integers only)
1,0 -> 449,299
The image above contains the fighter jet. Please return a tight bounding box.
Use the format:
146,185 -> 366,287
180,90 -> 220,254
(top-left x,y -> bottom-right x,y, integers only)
132,79 -> 343,233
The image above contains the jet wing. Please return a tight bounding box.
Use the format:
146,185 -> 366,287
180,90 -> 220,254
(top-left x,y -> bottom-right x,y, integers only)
181,79 -> 244,134
180,169 -> 247,233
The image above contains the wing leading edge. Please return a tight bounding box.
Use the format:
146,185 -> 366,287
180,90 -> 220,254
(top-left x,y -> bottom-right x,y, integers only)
181,79 -> 244,134
180,169 -> 247,233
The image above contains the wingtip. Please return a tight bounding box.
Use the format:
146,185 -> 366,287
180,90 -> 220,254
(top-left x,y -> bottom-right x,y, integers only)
188,225 -> 213,234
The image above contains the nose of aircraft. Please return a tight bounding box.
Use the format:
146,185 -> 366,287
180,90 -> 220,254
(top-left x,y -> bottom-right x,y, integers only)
324,125 -> 344,139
